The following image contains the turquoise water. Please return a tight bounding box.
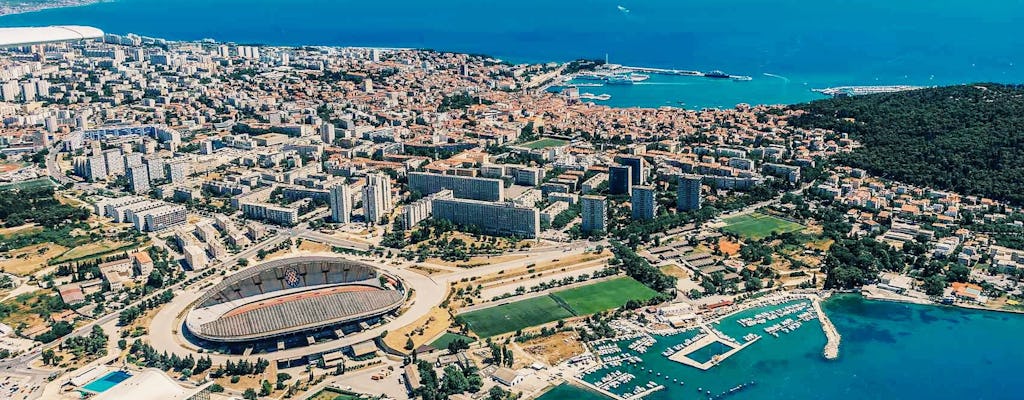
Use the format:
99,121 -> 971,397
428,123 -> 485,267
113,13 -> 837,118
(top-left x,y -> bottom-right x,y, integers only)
537,382 -> 608,400
1,0 -> 1021,109
81,371 -> 131,393
558,296 -> 1024,400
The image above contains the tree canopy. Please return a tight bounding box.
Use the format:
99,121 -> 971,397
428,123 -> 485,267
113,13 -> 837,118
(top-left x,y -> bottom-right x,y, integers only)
790,84 -> 1024,205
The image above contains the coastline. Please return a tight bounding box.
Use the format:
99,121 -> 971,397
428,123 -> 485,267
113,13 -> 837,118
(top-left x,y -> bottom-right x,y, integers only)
0,0 -> 107,17
534,290 -> 1024,400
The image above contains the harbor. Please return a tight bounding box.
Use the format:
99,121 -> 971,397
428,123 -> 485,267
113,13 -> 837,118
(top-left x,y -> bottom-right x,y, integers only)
564,294 -> 840,400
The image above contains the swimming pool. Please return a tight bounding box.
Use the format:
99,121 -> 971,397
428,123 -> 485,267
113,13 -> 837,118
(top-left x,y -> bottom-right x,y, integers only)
81,371 -> 131,393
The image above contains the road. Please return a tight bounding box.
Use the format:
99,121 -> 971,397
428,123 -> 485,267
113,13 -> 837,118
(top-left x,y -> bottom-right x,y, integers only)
43,144 -> 75,185
0,233 -> 287,400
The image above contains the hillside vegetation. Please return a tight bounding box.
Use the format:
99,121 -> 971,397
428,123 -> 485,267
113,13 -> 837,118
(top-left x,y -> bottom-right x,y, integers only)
789,84 -> 1024,204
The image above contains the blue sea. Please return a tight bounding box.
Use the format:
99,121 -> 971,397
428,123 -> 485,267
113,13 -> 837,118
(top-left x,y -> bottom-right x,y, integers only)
538,295 -> 1024,400
2,0 -> 1023,108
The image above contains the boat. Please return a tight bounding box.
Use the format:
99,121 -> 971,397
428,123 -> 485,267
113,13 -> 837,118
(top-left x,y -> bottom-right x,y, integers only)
630,73 -> 650,82
576,72 -> 606,81
605,73 -> 634,85
731,75 -> 753,81
704,70 -> 731,79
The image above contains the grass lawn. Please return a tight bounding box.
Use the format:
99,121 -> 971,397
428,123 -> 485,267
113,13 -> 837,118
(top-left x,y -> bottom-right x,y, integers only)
0,243 -> 68,276
721,213 -> 803,240
50,239 -> 139,264
461,277 -> 661,337
521,138 -> 568,149
459,295 -> 574,338
429,332 -> 474,349
0,178 -> 55,191
552,277 -> 660,315
309,388 -> 360,400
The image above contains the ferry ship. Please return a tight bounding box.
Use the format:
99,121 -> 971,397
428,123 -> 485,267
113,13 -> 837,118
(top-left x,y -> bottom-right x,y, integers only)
704,70 -> 731,79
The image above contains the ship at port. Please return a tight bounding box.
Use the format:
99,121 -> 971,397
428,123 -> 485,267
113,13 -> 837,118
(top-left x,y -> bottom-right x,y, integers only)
704,70 -> 731,79
703,70 -> 752,81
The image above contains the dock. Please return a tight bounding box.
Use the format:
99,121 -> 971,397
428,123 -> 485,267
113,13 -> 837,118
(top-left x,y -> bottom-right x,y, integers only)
570,376 -> 624,400
812,299 -> 841,360
618,65 -> 703,77
667,327 -> 757,370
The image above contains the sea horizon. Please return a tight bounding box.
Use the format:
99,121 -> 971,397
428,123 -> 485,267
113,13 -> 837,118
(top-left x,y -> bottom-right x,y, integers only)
2,0 -> 1022,109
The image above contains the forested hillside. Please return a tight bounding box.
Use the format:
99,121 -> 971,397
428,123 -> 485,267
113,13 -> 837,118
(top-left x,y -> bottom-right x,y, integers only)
789,84 -> 1024,204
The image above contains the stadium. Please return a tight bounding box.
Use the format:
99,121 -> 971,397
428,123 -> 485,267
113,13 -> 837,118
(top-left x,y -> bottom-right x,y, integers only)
185,256 -> 405,343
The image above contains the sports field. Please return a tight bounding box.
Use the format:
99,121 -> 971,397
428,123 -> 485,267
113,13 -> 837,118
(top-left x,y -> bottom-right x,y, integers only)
460,277 -> 659,337
0,178 -> 55,191
521,138 -> 568,149
721,212 -> 803,240
459,295 -> 573,338
429,332 -> 475,349
553,277 -> 660,315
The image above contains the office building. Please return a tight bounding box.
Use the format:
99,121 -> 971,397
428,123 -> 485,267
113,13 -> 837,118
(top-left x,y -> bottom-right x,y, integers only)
431,197 -> 540,238
329,183 -> 352,224
677,174 -> 702,211
581,195 -> 607,234
408,171 -> 504,202
631,185 -> 657,221
608,165 -> 632,195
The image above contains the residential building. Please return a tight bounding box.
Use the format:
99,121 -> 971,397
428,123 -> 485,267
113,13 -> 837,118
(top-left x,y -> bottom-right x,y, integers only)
608,165 -> 632,195
677,174 -> 702,211
329,183 -> 352,224
631,185 -> 657,220
432,197 -> 540,238
581,195 -> 607,233
408,171 -> 504,202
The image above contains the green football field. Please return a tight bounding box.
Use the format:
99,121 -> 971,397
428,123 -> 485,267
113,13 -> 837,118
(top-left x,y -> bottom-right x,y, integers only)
0,177 -> 55,191
721,212 -> 803,240
460,277 -> 660,337
521,138 -> 569,149
429,332 -> 475,349
553,277 -> 660,315
459,295 -> 574,338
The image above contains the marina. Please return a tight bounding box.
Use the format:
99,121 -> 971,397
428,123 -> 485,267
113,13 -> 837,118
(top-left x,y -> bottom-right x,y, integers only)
571,296 -> 833,400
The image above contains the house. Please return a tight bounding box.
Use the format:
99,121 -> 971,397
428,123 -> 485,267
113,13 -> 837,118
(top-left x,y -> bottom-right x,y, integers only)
403,364 -> 422,393
99,258 -> 134,291
951,282 -> 985,303
491,367 -> 524,387
436,351 -> 473,369
58,283 -> 86,305
131,251 -> 154,279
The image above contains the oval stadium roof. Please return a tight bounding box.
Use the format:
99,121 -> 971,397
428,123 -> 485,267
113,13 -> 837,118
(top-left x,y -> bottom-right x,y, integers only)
0,25 -> 104,47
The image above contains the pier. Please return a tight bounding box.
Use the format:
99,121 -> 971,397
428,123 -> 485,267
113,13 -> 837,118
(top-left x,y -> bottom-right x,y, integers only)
569,376 -> 665,400
667,327 -> 757,370
812,298 -> 841,360
618,65 -> 703,77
